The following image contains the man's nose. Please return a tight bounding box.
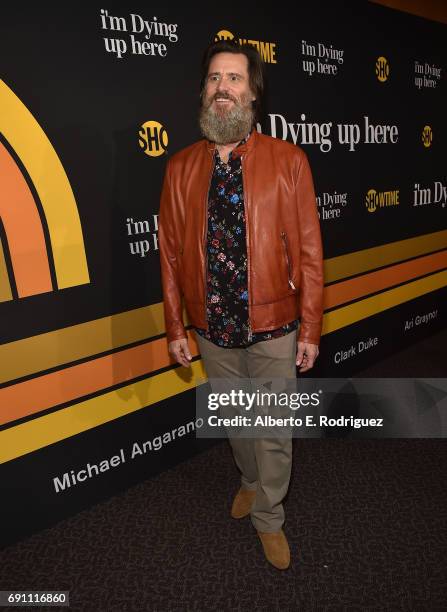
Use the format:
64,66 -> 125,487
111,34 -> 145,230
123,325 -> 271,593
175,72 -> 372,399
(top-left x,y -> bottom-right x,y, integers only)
215,77 -> 226,92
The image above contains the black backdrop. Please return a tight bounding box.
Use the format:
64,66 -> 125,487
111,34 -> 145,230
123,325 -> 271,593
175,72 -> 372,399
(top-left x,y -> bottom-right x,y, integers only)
0,3 -> 446,547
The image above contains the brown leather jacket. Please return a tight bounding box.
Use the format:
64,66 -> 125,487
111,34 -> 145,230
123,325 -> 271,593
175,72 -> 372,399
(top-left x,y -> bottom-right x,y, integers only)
158,128 -> 324,345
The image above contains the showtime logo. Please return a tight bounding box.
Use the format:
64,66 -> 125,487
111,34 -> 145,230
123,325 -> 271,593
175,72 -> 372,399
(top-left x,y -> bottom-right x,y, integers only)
214,30 -> 277,64
365,189 -> 399,213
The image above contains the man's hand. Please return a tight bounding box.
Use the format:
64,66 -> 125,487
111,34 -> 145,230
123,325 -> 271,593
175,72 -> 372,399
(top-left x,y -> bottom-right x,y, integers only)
168,338 -> 192,368
296,341 -> 319,372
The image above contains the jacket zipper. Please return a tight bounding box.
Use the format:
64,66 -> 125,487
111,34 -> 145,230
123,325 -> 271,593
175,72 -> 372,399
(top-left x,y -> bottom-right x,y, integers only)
281,231 -> 296,290
241,156 -> 252,342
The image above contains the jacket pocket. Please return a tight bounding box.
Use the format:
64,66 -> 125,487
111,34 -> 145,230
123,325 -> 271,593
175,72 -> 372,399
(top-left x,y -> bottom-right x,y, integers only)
280,231 -> 296,291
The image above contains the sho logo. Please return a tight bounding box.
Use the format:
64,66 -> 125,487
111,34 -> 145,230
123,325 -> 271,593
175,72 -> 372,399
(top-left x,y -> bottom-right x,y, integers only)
215,30 -> 235,41
366,189 -> 378,213
422,125 -> 432,148
139,120 -> 168,157
375,56 -> 389,82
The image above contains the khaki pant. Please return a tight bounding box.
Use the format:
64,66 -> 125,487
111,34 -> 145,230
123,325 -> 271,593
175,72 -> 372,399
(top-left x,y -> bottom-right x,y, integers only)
195,329 -> 297,532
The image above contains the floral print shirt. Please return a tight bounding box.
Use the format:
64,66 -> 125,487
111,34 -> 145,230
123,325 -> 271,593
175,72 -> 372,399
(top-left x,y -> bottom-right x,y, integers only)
195,135 -> 298,348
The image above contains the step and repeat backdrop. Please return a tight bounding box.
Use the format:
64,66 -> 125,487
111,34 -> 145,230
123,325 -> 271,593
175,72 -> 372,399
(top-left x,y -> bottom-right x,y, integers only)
0,3 -> 446,546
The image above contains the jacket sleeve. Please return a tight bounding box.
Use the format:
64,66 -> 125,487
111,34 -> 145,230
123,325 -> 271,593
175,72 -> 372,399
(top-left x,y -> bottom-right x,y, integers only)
295,150 -> 324,345
158,159 -> 187,343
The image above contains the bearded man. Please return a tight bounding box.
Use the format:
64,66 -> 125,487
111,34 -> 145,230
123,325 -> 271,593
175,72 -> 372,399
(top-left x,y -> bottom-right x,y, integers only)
158,40 -> 324,570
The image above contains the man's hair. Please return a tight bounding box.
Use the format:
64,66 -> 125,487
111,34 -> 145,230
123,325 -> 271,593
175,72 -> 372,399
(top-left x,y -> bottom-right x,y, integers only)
199,39 -> 265,124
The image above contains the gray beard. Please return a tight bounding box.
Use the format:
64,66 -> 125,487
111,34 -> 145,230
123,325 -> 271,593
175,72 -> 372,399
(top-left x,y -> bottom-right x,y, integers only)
199,99 -> 254,145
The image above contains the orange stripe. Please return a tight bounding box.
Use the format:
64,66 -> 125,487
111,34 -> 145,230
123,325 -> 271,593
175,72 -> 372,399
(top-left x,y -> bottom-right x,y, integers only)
0,330 -> 199,426
324,251 -> 447,309
0,140 -> 52,297
0,234 -> 13,302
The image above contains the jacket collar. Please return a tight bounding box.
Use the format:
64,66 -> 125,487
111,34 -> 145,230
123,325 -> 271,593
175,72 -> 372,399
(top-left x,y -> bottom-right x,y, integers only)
205,127 -> 258,157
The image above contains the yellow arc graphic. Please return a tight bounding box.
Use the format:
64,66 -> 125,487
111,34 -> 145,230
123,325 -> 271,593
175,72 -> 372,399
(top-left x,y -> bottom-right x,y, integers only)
0,79 -> 89,290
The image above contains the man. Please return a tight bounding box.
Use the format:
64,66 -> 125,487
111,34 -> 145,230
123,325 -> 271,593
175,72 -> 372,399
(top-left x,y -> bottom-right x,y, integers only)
158,40 -> 323,570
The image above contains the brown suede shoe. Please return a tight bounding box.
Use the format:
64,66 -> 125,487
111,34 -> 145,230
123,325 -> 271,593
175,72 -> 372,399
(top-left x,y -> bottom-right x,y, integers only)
230,487 -> 256,519
257,529 -> 291,570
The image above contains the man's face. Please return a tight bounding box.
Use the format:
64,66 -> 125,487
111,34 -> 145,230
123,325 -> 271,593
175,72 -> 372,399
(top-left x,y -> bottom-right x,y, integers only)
199,52 -> 256,145
203,52 -> 254,114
